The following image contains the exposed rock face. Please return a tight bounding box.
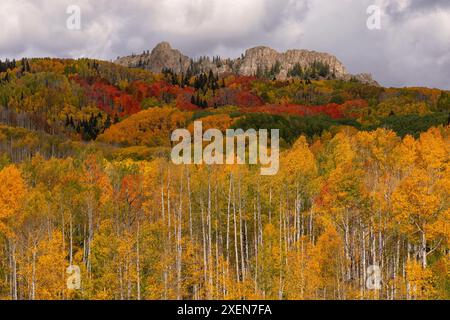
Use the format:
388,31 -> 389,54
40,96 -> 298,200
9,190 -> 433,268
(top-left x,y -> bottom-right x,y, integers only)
348,73 -> 379,87
116,41 -> 191,74
237,46 -> 348,79
115,42 -> 378,85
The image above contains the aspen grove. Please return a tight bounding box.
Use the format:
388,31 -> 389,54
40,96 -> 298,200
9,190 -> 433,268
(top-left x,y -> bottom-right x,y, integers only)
0,57 -> 449,300
0,126 -> 448,300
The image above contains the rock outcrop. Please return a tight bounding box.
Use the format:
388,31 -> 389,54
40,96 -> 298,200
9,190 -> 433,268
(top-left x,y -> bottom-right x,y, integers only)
116,42 -> 191,74
237,46 -> 347,79
115,42 -> 378,85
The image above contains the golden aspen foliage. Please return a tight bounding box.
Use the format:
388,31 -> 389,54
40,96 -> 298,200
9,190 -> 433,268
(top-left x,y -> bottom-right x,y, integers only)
406,260 -> 438,300
98,107 -> 191,147
32,231 -> 67,300
0,165 -> 27,237
308,224 -> 345,299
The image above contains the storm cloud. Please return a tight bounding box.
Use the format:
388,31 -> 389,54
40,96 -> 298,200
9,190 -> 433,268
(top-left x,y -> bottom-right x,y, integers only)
0,0 -> 449,89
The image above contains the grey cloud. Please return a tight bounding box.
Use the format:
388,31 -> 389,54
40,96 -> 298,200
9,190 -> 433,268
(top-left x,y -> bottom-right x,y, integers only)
404,0 -> 450,11
0,0 -> 449,89
386,0 -> 450,19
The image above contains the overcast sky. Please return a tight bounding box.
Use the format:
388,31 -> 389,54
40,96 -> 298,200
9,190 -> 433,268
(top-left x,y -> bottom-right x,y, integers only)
1,0 -> 449,89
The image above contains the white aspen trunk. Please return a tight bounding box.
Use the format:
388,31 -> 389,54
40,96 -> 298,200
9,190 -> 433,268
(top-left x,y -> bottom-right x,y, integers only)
226,173 -> 232,265
186,169 -> 193,239
69,213 -> 73,266
177,173 -> 183,300
238,178 -> 245,280
13,242 -> 17,300
207,178 -> 213,293
86,199 -> 93,274
361,225 -> 366,299
269,187 -> 272,224
31,245 -> 36,300
279,199 -> 283,300
200,202 -> 208,297
254,201 -> 258,293
309,209 -> 314,243
233,180 -> 240,284
136,217 -> 141,300
344,212 -> 350,281
421,231 -> 427,268
215,220 -> 219,299
245,219 -> 249,280
161,179 -> 165,221
167,170 -> 171,241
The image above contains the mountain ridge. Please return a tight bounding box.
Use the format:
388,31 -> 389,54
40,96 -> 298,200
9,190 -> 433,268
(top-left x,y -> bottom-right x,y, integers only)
115,42 -> 378,85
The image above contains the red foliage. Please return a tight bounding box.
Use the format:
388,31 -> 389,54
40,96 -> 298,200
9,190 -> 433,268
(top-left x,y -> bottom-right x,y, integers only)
146,81 -> 193,99
127,81 -> 151,101
72,76 -> 140,117
211,88 -> 263,108
72,77 -> 200,116
144,81 -> 198,110
176,95 -> 200,111
72,74 -> 368,119
241,100 -> 368,119
227,75 -> 258,91
340,99 -> 369,118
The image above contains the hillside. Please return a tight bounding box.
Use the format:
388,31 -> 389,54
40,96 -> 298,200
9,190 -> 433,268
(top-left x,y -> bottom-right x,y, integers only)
0,55 -> 449,300
0,56 -> 447,152
0,56 -> 448,163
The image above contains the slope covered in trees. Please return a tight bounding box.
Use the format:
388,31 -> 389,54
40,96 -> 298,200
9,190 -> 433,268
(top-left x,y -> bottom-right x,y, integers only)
0,127 -> 448,300
0,57 -> 449,300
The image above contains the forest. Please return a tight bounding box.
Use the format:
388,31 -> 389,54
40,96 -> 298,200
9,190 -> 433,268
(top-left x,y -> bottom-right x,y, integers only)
0,57 -> 448,300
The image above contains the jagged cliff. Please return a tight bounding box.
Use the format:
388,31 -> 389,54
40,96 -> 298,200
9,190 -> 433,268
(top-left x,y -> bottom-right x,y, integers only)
115,42 -> 378,85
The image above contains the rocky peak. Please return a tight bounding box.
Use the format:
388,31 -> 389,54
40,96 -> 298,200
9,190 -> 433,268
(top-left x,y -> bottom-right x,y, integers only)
244,46 -> 279,57
116,41 -> 190,74
152,41 -> 172,53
